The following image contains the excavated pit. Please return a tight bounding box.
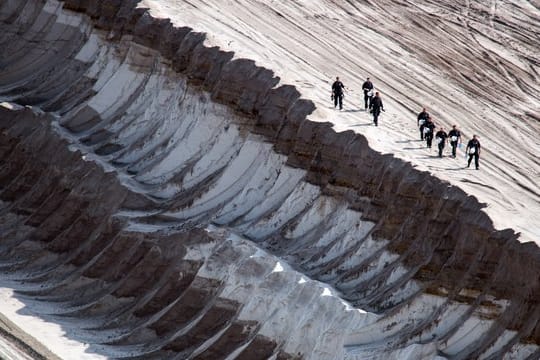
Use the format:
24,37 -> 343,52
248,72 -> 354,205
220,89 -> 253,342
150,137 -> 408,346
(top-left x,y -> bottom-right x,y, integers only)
1,0 -> 540,359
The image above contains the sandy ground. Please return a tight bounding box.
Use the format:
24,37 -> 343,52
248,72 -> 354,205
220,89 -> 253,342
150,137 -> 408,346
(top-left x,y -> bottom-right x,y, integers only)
0,288 -> 106,360
140,0 -> 540,244
0,1 -> 539,359
0,299 -> 61,360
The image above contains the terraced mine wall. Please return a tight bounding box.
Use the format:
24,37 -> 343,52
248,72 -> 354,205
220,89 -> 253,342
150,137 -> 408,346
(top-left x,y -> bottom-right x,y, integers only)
1,0 -> 539,359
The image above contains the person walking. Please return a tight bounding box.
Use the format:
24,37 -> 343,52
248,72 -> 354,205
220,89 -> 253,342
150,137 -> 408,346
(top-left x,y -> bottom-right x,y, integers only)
423,117 -> 436,148
417,108 -> 429,140
435,127 -> 448,158
448,125 -> 462,158
331,76 -> 345,110
371,91 -> 384,126
362,77 -> 374,110
466,135 -> 481,169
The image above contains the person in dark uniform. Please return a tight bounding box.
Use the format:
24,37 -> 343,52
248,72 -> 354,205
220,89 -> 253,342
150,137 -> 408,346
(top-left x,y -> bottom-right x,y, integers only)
466,135 -> 481,169
331,76 -> 345,110
435,127 -> 448,158
448,125 -> 462,158
423,117 -> 436,148
417,108 -> 429,140
362,77 -> 374,110
371,91 -> 384,126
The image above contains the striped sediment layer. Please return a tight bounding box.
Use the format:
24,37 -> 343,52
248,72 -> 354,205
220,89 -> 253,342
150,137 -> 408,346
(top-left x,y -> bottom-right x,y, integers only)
0,1 -> 539,359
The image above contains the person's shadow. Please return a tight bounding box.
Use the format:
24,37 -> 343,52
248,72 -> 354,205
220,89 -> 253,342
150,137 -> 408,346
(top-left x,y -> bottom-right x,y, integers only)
403,147 -> 425,150
427,163 -> 469,171
396,139 -> 423,144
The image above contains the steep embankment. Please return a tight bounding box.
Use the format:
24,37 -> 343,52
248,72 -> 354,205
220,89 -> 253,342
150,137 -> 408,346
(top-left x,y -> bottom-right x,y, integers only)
0,1 -> 539,359
140,0 -> 540,242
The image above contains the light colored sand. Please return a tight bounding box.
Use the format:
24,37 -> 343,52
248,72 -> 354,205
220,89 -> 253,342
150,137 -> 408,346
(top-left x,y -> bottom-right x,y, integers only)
0,296 -> 61,360
0,288 -> 106,360
140,0 -> 540,244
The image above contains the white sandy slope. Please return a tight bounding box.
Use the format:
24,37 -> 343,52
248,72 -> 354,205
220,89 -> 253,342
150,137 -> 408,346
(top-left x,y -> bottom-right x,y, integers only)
0,2 -> 538,358
0,287 -> 106,360
140,0 -> 540,244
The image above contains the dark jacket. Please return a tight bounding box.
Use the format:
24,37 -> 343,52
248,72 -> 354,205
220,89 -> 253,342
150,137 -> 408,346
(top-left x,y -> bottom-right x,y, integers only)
435,130 -> 448,143
423,121 -> 435,136
332,81 -> 345,95
371,95 -> 383,110
466,139 -> 481,154
417,111 -> 429,125
362,80 -> 373,92
448,129 -> 461,143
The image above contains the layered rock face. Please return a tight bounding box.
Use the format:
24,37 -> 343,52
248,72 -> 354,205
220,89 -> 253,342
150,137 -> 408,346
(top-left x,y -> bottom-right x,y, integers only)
0,1 -> 539,359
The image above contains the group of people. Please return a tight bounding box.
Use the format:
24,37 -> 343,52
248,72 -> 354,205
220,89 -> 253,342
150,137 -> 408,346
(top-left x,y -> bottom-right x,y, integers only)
330,76 -> 482,170
417,108 -> 481,169
331,76 -> 384,126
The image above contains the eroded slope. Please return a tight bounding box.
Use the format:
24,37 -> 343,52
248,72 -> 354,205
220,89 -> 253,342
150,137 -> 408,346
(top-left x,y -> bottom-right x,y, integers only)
0,1 -> 539,359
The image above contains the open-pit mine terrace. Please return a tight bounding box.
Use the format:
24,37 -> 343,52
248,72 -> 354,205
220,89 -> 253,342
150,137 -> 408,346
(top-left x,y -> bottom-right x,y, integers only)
0,1 -> 539,359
